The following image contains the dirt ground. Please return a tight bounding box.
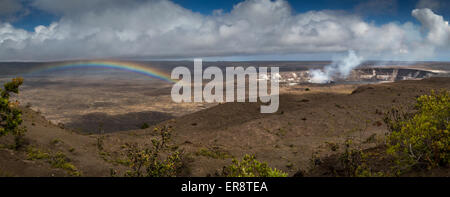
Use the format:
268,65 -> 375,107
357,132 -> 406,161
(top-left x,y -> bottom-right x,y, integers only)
0,77 -> 449,177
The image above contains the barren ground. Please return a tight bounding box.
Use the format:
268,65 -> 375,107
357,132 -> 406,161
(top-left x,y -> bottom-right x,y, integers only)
1,77 -> 449,176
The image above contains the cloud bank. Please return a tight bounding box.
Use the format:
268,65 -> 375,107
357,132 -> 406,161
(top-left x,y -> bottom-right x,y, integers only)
0,0 -> 449,60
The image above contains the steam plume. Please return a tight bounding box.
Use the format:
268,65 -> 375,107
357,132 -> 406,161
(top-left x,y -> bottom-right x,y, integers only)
309,50 -> 363,83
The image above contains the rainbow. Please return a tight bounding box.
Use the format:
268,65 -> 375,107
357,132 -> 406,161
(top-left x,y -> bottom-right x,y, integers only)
28,60 -> 176,83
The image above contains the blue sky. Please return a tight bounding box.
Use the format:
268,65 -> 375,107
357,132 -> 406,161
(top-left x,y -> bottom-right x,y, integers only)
11,0 -> 449,31
1,0 -> 449,61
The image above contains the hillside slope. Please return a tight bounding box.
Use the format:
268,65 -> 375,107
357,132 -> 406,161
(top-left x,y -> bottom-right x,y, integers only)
0,77 -> 449,176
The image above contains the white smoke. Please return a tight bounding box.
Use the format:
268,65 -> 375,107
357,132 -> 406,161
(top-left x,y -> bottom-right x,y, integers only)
309,69 -> 331,84
309,50 -> 363,84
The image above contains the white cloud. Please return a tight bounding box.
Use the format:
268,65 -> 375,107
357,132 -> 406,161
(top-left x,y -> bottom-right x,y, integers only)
0,0 -> 449,60
412,8 -> 450,46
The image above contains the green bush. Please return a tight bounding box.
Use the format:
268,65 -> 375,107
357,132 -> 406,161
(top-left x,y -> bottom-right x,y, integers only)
385,90 -> 449,171
123,125 -> 184,177
0,78 -> 26,149
26,147 -> 50,160
338,140 -> 383,177
140,123 -> 150,129
26,147 -> 80,176
50,152 -> 80,175
224,154 -> 287,177
195,147 -> 231,159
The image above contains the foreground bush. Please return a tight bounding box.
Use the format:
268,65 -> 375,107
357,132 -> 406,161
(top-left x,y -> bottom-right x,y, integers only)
0,78 -> 26,149
123,124 -> 184,177
385,90 -> 449,172
224,154 -> 287,177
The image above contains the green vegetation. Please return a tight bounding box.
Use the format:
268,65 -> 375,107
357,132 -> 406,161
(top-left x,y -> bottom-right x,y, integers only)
26,146 -> 50,160
364,134 -> 377,144
50,152 -> 80,176
385,90 -> 449,173
286,162 -> 293,169
196,147 -> 232,159
326,90 -> 449,177
26,147 -> 80,176
113,157 -> 131,166
50,138 -> 63,145
335,104 -> 344,109
223,154 -> 287,177
325,142 -> 339,152
122,124 -> 184,177
0,78 -> 26,149
276,127 -> 288,136
140,123 -> 150,129
96,136 -> 104,151
338,140 -> 383,177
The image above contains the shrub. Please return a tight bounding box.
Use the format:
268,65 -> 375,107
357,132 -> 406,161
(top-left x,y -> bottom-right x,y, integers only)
385,90 -> 449,172
140,123 -> 150,129
0,77 -> 26,149
223,154 -> 287,177
338,140 -> 383,177
96,136 -> 104,151
196,147 -> 231,159
123,124 -> 183,177
26,147 -> 50,160
49,152 -> 80,176
26,147 -> 80,176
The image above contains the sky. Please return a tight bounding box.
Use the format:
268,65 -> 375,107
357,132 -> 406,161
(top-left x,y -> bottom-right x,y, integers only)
0,0 -> 449,61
